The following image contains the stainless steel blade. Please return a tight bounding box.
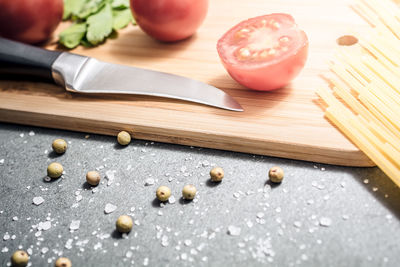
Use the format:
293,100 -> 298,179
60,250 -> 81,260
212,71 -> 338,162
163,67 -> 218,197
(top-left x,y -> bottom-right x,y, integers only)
51,53 -> 243,112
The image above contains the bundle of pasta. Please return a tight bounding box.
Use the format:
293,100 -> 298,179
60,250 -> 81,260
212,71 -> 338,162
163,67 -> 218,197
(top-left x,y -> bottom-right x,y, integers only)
316,0 -> 400,186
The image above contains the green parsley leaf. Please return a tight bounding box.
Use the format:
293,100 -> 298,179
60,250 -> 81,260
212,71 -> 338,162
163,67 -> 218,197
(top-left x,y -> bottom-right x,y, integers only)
111,0 -> 130,9
59,22 -> 87,48
112,8 -> 133,30
77,0 -> 109,19
63,0 -> 86,20
80,37 -> 94,48
86,3 -> 113,45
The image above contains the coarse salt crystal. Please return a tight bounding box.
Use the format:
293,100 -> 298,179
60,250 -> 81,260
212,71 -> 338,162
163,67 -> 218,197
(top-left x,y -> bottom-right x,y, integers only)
39,221 -> 52,231
168,196 -> 176,204
104,203 -> 117,214
256,212 -> 264,219
105,170 -> 115,186
293,221 -> 302,228
3,233 -> 10,241
69,220 -> 80,231
227,225 -> 241,236
319,217 -> 332,227
144,178 -> 155,186
33,196 -> 44,206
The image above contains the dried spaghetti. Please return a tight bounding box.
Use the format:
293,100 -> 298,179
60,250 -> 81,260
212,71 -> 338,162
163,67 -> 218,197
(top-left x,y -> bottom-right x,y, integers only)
317,0 -> 400,186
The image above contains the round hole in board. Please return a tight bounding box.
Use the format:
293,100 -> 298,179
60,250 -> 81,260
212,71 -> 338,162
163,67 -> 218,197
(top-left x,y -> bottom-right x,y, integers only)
336,35 -> 358,46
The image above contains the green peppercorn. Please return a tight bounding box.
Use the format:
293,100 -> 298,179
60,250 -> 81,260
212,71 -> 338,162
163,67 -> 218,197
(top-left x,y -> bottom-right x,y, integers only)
86,171 -> 101,186
47,162 -> 63,179
52,139 -> 67,154
55,257 -> 71,267
117,131 -> 131,146
269,166 -> 284,183
156,186 -> 171,202
116,215 -> 133,233
11,250 -> 29,267
182,185 -> 197,200
210,167 -> 224,182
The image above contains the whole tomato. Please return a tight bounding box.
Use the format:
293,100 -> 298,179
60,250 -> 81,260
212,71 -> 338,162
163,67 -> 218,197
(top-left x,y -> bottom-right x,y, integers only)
130,0 -> 208,42
0,0 -> 63,44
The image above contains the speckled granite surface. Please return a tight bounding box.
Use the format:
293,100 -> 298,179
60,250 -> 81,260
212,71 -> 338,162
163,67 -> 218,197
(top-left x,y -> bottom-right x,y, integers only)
0,122 -> 399,267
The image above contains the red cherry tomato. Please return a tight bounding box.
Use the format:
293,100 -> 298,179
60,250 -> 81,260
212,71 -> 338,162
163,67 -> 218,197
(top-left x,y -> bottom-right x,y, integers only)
217,14 -> 308,91
130,0 -> 208,42
0,0 -> 63,44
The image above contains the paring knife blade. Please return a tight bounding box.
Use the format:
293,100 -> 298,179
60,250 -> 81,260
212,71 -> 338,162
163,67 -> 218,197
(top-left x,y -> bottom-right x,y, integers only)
0,37 -> 243,112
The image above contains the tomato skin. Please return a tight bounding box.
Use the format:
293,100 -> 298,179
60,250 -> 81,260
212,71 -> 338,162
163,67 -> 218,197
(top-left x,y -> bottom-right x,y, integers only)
217,14 -> 309,91
0,0 -> 63,44
130,0 -> 208,42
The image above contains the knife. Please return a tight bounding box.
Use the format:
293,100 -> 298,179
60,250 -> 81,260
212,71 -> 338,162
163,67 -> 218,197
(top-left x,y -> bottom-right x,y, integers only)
0,37 -> 243,112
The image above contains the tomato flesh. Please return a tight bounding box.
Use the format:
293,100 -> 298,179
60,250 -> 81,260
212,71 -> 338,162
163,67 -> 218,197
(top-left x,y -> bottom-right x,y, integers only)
217,14 -> 308,91
130,0 -> 208,42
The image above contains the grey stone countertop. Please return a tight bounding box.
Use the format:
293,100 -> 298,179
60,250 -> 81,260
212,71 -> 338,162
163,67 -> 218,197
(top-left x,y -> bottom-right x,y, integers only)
0,122 -> 399,267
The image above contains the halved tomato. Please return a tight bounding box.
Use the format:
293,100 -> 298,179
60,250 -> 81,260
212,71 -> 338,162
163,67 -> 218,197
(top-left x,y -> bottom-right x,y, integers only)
217,14 -> 308,91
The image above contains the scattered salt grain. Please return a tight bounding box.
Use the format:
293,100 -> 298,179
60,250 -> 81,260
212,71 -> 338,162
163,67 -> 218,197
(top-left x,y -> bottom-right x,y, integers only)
1,247 -> 9,253
39,221 -> 52,231
256,212 -> 264,219
363,179 -> 369,184
319,217 -> 332,227
104,203 -> 117,214
33,196 -> 44,206
227,225 -> 241,236
3,233 -> 10,241
202,160 -> 210,167
41,247 -> 49,254
144,178 -> 155,186
93,242 -> 102,250
105,170 -> 115,186
69,220 -> 80,231
161,236 -> 169,247
293,221 -> 302,228
65,239 -> 73,249
28,131 -> 35,136
184,240 -> 192,247
0,159 -> 4,165
168,196 -> 176,204
12,216 -> 18,221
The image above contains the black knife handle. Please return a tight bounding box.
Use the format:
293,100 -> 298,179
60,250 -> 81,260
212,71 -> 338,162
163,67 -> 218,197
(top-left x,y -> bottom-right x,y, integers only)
0,37 -> 62,81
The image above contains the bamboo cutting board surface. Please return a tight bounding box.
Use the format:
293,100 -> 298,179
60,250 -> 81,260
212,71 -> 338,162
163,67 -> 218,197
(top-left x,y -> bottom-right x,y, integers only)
0,0 -> 375,166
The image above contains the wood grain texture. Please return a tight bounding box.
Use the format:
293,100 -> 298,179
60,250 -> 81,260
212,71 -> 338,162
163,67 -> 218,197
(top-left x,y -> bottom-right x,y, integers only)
0,0 -> 375,166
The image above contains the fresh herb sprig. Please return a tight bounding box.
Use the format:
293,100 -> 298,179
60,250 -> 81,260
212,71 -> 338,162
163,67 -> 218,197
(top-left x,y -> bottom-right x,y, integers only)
60,0 -> 135,49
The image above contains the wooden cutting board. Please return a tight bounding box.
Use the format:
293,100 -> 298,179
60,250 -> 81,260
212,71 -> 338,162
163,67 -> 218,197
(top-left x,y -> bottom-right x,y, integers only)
0,0 -> 375,166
